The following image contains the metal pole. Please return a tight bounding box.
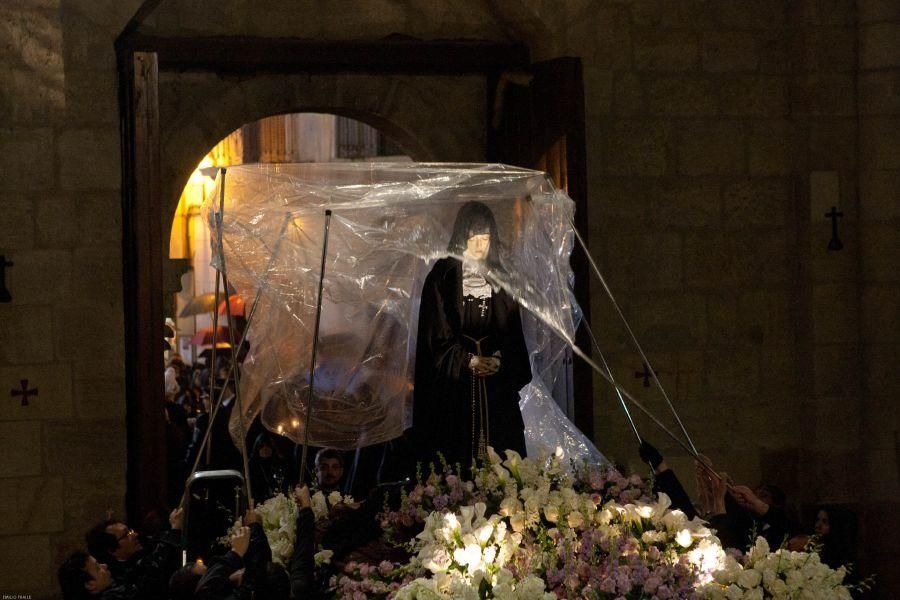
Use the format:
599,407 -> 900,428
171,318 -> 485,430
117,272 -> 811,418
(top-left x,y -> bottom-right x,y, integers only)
214,168 -> 253,507
568,216 -> 699,455
299,209 -> 333,486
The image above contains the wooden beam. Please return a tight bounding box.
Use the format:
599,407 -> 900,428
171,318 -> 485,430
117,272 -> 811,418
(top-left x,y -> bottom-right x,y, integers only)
119,50 -> 168,520
118,34 -> 529,74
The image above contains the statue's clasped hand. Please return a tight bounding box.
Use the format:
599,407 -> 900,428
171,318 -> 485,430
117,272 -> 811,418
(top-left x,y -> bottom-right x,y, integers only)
469,355 -> 500,377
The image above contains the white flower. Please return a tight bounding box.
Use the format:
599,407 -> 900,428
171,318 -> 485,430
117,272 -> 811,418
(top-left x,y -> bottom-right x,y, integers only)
675,528 -> 693,548
313,549 -> 332,566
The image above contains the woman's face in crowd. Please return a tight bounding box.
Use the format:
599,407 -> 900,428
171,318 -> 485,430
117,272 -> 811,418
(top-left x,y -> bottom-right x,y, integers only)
815,509 -> 830,536
466,233 -> 491,261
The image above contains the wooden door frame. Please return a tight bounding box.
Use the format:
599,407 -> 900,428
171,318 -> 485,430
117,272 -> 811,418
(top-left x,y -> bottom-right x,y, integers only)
116,24 -> 591,520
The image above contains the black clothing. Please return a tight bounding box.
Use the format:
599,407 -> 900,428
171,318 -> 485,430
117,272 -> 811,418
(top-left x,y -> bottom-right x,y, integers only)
412,258 -> 530,470
195,522 -> 269,600
653,469 -> 697,520
289,507 -> 318,599
106,530 -> 182,598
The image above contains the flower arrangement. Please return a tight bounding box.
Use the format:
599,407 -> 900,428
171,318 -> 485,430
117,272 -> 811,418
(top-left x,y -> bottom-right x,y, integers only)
702,537 -> 853,600
332,448 -> 855,600
222,488 -> 355,567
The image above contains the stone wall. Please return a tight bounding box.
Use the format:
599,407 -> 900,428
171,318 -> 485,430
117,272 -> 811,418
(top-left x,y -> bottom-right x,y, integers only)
0,0 -> 897,597
0,1 -> 142,597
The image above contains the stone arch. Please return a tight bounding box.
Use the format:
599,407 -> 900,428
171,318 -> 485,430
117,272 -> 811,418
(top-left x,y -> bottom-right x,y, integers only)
159,72 -> 487,221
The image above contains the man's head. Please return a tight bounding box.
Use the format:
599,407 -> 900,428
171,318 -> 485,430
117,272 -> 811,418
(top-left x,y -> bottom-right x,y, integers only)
168,561 -> 208,600
58,552 -> 113,599
754,484 -> 786,509
86,520 -> 142,564
315,448 -> 344,491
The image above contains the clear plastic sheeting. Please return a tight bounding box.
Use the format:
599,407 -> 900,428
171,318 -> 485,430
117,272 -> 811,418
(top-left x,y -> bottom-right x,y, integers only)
203,162 -> 605,462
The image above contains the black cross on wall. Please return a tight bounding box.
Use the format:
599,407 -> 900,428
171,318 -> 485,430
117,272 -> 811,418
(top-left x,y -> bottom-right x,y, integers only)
825,206 -> 843,251
634,363 -> 658,387
11,379 -> 38,406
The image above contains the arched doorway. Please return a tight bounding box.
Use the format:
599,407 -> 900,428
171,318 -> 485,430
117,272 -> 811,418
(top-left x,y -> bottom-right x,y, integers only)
162,112 -> 411,504
119,38 -> 589,521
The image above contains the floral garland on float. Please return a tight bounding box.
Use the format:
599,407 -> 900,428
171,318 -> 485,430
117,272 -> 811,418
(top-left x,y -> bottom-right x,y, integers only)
231,447 -> 859,599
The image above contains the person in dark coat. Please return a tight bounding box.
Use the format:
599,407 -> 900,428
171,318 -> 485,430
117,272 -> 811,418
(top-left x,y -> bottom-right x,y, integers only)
412,201 -> 531,472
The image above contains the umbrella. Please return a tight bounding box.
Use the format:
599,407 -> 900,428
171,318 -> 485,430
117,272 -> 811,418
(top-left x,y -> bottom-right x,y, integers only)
217,295 -> 247,317
179,293 -> 218,318
190,326 -> 234,347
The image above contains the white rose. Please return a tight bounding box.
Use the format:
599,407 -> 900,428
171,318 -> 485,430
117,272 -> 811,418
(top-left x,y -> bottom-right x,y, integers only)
566,511 -> 584,529
675,528 -> 693,548
543,504 -> 559,523
737,568 -> 762,589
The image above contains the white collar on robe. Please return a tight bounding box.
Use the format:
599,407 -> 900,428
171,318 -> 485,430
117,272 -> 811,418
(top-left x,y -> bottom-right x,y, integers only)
461,252 -> 493,299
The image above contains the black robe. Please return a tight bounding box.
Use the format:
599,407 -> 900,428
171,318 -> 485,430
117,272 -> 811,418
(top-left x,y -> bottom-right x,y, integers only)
412,257 -> 531,470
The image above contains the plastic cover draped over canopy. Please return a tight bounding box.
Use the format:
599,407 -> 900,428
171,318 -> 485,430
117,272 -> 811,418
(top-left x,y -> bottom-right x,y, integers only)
204,162 -> 605,463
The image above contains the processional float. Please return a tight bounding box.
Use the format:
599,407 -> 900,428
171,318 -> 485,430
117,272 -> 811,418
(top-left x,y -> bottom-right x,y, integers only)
179,163 -> 717,546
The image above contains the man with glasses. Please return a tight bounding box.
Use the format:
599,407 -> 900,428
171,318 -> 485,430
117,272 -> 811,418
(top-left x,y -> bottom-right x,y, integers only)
84,508 -> 183,594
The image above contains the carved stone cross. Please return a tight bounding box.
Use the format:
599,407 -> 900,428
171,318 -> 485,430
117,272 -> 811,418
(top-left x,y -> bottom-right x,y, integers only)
0,255 -> 12,302
634,363 -> 658,388
11,379 -> 38,406
825,206 -> 843,251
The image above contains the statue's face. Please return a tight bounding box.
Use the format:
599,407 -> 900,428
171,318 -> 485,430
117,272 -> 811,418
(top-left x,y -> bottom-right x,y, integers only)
466,233 -> 491,261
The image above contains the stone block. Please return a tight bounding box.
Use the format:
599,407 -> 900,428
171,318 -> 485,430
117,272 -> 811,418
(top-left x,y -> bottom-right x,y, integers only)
748,120 -> 792,176
4,249 -> 72,304
53,304 -> 125,361
862,343 -> 898,397
794,74 -> 856,117
45,419 -> 125,478
567,5 -> 631,70
813,344 -> 862,398
860,117 -> 900,170
74,192 -> 122,246
0,476 -> 64,534
0,62 -> 64,126
633,30 -> 698,72
0,534 -> 54,595
58,128 -> 121,191
0,128 -> 54,191
716,0 -> 786,29
34,194 -> 76,248
677,121 -> 744,176
720,75 -> 789,117
811,397 -> 861,451
70,246 -> 123,308
860,22 -> 900,70
606,120 -> 670,176
0,195 -> 35,249
604,233 -> 682,291
646,76 -> 717,116
758,32 -> 791,74
61,473 -> 126,539
722,177 -> 790,228
859,71 -> 900,116
683,231 -> 788,288
703,347 -> 760,396
627,293 -> 708,349
812,283 -> 860,344
0,305 -> 54,364
805,27 -> 857,72
590,177 -> 650,231
810,119 -> 857,172
737,290 -> 792,347
0,421 -> 42,477
701,31 -> 759,72
861,286 -> 900,343
612,73 -> 644,116
706,294 -> 739,343
645,178 -> 721,229
861,224 -> 900,283
73,377 -> 126,420
0,363 -> 73,421
64,69 -> 119,125
859,0 -> 900,23
859,169 -> 900,222
583,67 -> 613,118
